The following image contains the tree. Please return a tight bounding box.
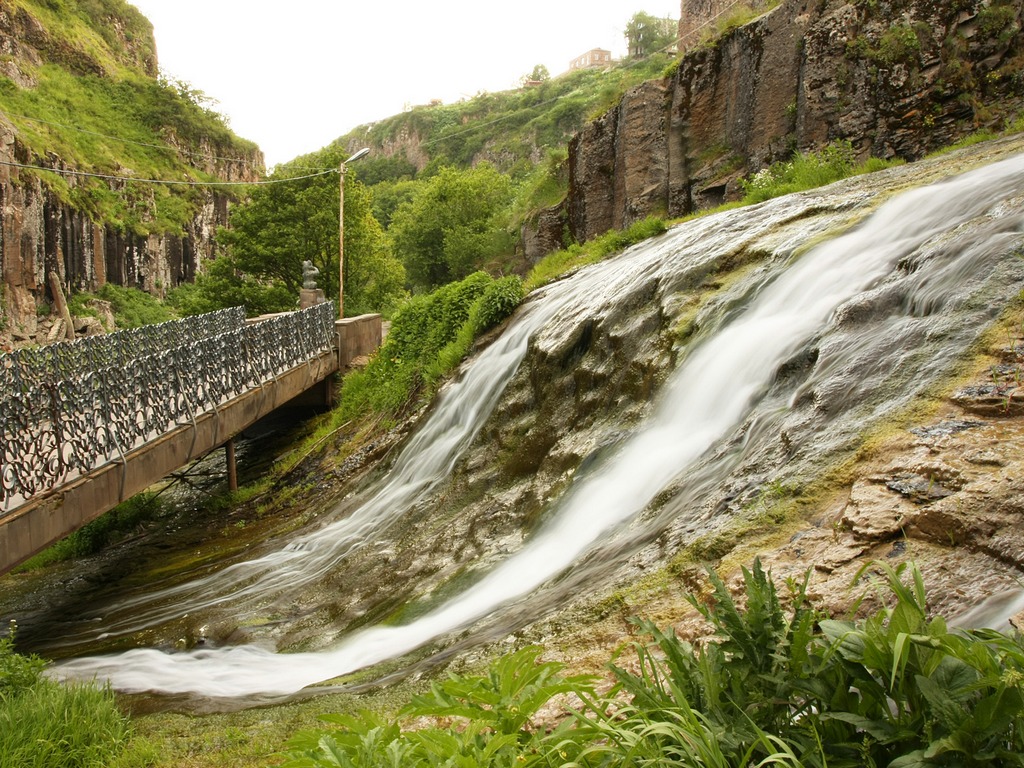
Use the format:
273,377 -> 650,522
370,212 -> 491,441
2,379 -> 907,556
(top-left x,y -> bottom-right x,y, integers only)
625,12 -> 678,59
520,64 -> 550,86
215,145 -> 406,316
389,164 -> 515,290
168,256 -> 294,317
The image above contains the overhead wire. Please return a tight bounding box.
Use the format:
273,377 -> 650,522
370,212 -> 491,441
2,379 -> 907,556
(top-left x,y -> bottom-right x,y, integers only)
0,110 -> 257,166
0,159 -> 338,186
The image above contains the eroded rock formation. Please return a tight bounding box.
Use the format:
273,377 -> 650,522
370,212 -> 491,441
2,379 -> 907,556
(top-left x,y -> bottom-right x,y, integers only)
0,1 -> 263,340
561,0 -> 1024,244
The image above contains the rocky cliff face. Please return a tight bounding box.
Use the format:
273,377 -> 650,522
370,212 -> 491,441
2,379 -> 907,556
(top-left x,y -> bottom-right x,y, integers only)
0,0 -> 263,341
0,151 -> 236,339
562,0 -> 1024,244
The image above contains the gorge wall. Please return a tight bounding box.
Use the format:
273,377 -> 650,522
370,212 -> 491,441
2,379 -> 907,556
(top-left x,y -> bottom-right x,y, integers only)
0,0 -> 263,340
561,0 -> 1024,244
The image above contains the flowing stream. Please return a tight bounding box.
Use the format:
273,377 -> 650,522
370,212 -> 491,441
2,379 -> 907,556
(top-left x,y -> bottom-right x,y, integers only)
48,146 -> 1024,699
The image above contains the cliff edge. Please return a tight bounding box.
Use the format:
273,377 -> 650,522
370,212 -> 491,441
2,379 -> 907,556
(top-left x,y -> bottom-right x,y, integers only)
563,0 -> 1024,243
0,0 -> 263,341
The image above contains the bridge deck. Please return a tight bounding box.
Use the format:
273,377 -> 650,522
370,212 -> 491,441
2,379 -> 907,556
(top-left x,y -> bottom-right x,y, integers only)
0,304 -> 379,574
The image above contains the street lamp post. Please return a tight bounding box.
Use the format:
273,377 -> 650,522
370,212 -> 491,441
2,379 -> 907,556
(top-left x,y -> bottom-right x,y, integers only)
339,147 -> 370,318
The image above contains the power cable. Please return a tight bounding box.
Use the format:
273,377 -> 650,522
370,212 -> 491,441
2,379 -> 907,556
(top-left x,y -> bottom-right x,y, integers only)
0,159 -> 337,186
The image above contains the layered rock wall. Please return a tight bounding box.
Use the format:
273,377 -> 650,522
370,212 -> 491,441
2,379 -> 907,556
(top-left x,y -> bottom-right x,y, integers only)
0,1 -> 262,338
0,128 -> 247,339
564,0 -> 1024,243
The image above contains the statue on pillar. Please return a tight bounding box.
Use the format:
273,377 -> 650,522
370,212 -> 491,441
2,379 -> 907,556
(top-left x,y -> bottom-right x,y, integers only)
300,260 -> 326,309
302,260 -> 320,290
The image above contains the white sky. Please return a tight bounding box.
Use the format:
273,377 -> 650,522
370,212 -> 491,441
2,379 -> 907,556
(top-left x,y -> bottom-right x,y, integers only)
126,1 -> 680,168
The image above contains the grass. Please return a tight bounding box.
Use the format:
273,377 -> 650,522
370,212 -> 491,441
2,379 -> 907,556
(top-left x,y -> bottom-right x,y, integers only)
0,1 -> 258,237
0,680 -> 145,768
91,284 -> 178,327
14,492 -> 165,572
0,621 -> 147,767
523,216 -> 668,293
739,140 -> 903,205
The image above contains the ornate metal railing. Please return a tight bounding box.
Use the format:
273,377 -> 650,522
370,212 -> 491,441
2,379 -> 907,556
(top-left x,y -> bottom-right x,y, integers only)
0,302 -> 336,514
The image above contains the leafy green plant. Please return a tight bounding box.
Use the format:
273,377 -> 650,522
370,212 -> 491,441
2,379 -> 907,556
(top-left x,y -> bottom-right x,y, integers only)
471,275 -> 524,335
580,560 -> 819,765
282,561 -> 1024,768
405,647 -> 594,738
740,141 -> 901,205
282,647 -> 593,768
811,562 -> 1024,766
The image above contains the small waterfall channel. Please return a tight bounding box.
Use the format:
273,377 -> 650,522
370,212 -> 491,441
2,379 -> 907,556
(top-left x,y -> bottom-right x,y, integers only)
38,142 -> 1024,701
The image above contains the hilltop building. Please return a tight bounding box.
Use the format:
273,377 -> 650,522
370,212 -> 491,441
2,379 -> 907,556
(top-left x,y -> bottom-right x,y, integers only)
568,48 -> 613,71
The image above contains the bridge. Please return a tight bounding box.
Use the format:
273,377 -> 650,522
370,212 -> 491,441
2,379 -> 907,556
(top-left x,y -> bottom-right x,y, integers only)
0,303 -> 381,575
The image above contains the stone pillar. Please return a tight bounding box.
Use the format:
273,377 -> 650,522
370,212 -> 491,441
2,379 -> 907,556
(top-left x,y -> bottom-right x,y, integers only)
299,259 -> 326,309
299,288 -> 325,309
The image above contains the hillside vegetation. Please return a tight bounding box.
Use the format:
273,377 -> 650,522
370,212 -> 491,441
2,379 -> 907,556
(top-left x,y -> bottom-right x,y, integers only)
0,0 -> 261,235
341,53 -> 671,180
187,51 -> 677,317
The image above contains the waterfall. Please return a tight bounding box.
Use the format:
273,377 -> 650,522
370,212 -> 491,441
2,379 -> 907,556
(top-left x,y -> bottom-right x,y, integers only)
54,151 -> 1024,698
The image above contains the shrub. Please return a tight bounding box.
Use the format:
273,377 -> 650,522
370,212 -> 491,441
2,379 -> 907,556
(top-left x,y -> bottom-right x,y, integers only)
281,561 -> 1024,768
472,275 -> 524,335
95,283 -> 176,328
334,271 -> 521,424
876,24 -> 922,66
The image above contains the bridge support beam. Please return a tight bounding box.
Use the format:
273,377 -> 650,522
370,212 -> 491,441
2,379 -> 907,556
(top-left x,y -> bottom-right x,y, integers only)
226,439 -> 238,493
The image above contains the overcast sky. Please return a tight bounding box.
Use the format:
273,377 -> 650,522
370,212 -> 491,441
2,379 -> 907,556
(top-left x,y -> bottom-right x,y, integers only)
126,1 -> 680,168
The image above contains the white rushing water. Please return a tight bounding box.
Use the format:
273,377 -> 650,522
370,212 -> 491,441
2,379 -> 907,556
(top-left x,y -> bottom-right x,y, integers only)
56,152 -> 1024,697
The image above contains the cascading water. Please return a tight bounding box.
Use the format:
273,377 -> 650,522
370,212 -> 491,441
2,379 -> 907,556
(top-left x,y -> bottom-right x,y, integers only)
43,145 -> 1024,699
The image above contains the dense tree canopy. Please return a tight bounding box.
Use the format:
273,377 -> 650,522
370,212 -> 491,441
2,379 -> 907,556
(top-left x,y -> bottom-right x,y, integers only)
204,146 -> 406,317
388,164 -> 515,290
